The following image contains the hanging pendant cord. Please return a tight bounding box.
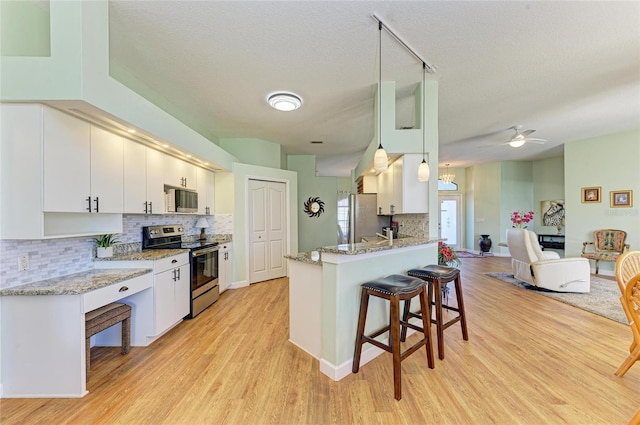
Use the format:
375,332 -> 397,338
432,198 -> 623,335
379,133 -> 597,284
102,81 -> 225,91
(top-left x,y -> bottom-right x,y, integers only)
378,21 -> 383,150
422,61 -> 426,160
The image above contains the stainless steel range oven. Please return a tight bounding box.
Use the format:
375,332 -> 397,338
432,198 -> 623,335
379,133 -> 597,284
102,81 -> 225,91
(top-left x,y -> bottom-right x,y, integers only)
142,225 -> 219,319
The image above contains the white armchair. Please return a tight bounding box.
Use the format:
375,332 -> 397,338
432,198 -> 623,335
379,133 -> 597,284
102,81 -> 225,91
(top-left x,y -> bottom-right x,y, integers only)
506,228 -> 590,293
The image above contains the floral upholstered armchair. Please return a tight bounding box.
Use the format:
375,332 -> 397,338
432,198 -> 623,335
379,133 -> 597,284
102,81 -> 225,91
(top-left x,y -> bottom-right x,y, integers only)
581,229 -> 630,274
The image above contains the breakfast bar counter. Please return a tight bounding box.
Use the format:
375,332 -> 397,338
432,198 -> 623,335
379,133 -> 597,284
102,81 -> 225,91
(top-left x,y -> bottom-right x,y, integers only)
286,238 -> 438,381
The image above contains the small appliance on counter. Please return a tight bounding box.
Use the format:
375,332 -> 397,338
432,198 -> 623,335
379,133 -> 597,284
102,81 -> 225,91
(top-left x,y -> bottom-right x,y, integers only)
142,224 -> 219,318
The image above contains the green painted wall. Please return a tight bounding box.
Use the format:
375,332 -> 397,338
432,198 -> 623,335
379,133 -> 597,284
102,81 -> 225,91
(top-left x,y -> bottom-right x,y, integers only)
287,155 -> 338,252
1,1 -> 237,171
468,162 -> 502,251
214,171 -> 234,214
220,138 -> 282,169
1,0 -> 50,57
565,129 -> 640,272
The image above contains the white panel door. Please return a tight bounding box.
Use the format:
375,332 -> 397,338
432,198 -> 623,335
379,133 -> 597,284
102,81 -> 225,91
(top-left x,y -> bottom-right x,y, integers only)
268,183 -> 286,277
249,179 -> 287,284
249,180 -> 269,283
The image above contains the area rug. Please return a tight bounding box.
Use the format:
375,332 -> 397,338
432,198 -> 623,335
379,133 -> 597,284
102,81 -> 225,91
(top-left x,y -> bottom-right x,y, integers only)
485,272 -> 626,324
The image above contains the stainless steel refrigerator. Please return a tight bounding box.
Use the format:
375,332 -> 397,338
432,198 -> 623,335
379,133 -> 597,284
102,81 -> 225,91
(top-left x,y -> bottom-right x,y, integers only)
348,194 -> 390,243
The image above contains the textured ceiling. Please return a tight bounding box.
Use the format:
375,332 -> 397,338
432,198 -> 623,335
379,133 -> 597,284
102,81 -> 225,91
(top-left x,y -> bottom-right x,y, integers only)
108,1 -> 640,176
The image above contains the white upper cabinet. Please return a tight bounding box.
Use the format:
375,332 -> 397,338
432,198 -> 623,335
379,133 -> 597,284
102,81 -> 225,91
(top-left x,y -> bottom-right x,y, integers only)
145,148 -> 166,214
42,108 -> 124,214
2,103 -> 122,239
123,141 -> 165,214
164,155 -> 197,190
43,107 -> 91,212
376,163 -> 394,215
376,154 -> 428,216
196,167 -> 215,215
90,126 -> 124,213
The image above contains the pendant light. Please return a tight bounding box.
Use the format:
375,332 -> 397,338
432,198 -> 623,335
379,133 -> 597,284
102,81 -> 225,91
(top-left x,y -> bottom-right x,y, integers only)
373,21 -> 388,173
439,163 -> 455,184
417,62 -> 430,182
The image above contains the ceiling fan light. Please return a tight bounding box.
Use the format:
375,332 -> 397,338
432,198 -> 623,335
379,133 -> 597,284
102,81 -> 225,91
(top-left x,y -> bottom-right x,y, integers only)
418,159 -> 430,181
374,145 -> 389,172
267,92 -> 303,111
509,139 -> 526,148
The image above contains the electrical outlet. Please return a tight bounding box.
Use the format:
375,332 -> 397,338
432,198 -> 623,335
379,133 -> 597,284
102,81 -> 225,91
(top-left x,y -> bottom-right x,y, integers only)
18,255 -> 29,271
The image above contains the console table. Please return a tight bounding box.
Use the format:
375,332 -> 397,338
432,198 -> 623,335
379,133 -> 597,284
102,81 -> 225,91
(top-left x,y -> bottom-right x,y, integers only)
537,234 -> 565,250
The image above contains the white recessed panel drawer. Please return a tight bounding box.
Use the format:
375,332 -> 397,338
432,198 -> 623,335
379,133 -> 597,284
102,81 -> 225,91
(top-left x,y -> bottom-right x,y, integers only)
83,273 -> 153,313
154,253 -> 189,274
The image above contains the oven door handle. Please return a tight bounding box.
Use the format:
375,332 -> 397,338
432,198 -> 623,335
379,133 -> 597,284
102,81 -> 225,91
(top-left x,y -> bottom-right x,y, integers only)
192,247 -> 220,257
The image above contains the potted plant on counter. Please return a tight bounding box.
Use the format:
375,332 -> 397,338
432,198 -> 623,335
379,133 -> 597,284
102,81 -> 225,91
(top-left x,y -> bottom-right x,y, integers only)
94,234 -> 119,258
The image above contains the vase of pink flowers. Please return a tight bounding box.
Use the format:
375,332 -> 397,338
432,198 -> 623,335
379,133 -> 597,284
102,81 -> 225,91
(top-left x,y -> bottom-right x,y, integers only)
511,210 -> 535,228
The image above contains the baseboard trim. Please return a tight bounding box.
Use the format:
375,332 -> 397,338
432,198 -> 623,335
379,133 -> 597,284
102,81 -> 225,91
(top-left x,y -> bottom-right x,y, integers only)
319,329 -> 420,381
228,280 -> 249,290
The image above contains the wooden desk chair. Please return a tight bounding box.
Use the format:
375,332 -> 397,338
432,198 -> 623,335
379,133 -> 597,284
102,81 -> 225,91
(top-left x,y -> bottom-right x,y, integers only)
615,251 -> 640,376
629,406 -> 640,425
582,229 -> 630,274
615,268 -> 640,377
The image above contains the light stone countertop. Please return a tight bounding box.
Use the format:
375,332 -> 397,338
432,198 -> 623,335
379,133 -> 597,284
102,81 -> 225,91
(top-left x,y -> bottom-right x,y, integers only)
285,252 -> 322,265
286,238 -> 438,263
95,248 -> 189,262
0,268 -> 153,296
320,237 -> 438,255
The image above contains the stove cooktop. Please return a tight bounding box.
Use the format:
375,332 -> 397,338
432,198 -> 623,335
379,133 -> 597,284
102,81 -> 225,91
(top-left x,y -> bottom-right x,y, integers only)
181,241 -> 219,250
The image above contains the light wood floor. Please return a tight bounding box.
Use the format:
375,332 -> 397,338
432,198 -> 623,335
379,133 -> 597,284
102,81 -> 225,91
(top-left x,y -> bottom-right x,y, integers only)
2,256 -> 638,424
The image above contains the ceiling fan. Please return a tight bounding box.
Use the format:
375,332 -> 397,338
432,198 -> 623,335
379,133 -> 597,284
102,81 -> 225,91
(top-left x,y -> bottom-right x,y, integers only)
504,125 -> 547,147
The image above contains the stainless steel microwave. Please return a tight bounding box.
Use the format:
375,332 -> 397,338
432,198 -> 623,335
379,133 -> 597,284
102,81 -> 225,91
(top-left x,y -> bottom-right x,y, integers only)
166,188 -> 198,213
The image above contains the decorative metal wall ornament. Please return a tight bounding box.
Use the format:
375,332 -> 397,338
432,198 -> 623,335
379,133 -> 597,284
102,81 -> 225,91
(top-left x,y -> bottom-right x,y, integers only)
304,197 -> 325,217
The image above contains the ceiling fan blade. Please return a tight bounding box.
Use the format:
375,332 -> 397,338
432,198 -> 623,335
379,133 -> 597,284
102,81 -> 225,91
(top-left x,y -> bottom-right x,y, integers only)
525,140 -> 546,144
521,129 -> 536,137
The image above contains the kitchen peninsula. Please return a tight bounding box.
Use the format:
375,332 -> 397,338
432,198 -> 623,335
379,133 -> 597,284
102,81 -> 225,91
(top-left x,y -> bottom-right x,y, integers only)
287,237 -> 437,381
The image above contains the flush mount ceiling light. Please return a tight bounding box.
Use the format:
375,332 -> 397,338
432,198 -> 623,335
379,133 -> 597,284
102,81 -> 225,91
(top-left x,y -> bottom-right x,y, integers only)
439,163 -> 455,184
267,92 -> 303,111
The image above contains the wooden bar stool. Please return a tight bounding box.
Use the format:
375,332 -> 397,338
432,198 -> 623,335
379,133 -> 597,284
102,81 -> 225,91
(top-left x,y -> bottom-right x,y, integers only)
85,303 -> 132,381
403,265 -> 468,360
352,274 -> 434,400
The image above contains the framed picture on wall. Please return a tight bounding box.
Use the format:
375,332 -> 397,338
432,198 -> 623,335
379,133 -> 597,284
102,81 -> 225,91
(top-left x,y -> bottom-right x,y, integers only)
581,186 -> 601,203
610,190 -> 633,208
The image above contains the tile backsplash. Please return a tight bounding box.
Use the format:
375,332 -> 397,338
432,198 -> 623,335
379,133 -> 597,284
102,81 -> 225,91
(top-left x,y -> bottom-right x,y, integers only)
393,213 -> 429,238
0,214 -> 233,288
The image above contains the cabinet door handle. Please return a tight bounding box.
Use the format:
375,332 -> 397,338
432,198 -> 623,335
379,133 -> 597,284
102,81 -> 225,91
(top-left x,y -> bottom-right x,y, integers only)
149,201 -> 153,214
86,196 -> 92,212
144,201 -> 148,214
171,259 -> 178,263
119,286 -> 129,292
172,269 -> 177,282
94,197 -> 100,213
177,268 -> 181,280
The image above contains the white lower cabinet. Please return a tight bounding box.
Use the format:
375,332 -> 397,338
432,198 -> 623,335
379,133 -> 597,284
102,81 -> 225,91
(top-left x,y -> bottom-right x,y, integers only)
153,262 -> 190,335
95,252 -> 190,341
219,242 -> 233,292
151,253 -> 190,336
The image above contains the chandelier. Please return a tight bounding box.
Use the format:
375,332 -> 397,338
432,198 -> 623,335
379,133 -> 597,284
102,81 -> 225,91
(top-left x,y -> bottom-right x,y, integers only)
439,164 -> 455,184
